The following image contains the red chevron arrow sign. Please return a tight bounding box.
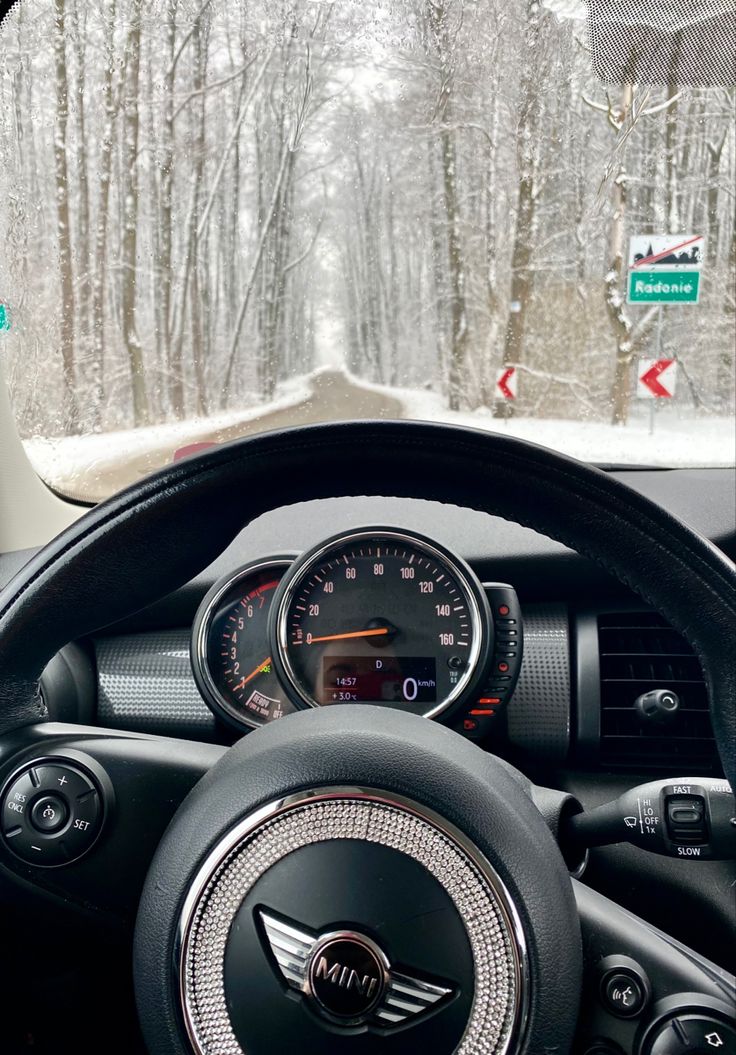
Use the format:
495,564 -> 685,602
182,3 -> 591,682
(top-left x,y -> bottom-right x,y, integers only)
637,358 -> 678,399
496,367 -> 517,400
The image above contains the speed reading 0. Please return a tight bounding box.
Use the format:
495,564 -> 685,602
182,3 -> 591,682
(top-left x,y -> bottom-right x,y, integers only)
271,529 -> 492,719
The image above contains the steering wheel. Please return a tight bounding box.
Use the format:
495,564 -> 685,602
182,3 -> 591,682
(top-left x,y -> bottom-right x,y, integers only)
0,421 -> 734,1055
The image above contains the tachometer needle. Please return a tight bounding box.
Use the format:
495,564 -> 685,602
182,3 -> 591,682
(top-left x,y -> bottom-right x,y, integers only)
306,628 -> 390,645
235,656 -> 271,690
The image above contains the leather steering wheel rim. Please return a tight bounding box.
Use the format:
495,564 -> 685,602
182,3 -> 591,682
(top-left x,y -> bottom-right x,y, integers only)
0,420 -> 734,785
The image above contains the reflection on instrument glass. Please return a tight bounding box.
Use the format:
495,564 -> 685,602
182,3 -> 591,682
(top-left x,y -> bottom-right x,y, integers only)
191,558 -> 297,731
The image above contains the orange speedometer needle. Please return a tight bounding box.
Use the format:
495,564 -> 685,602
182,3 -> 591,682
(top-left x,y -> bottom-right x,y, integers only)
235,656 -> 271,690
306,628 -> 390,645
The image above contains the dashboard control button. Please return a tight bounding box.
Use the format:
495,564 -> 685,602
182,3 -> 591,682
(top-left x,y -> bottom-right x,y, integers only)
30,794 -> 68,833
601,969 -> 646,1017
647,1015 -> 736,1055
484,583 -> 523,706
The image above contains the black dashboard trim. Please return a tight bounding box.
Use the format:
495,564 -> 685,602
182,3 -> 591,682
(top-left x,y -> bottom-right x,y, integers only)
573,610 -> 601,766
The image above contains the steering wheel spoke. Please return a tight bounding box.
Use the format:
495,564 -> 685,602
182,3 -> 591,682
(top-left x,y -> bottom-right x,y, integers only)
0,722 -> 222,917
575,882 -> 736,1051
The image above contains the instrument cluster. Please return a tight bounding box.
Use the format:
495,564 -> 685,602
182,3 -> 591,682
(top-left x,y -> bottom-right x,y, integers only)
191,527 -> 523,738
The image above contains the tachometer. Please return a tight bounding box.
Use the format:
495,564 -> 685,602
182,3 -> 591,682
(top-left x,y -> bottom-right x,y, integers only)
191,558 -> 298,731
271,529 -> 491,719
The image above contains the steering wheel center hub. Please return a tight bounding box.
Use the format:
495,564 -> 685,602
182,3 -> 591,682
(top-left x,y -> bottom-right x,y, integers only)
178,789 -> 524,1054
135,705 -> 582,1054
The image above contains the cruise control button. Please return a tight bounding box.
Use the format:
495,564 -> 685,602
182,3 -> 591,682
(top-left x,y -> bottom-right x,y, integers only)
2,771 -> 35,827
62,794 -> 100,853
2,759 -> 104,866
601,970 -> 646,1017
36,764 -> 92,800
30,794 -> 68,833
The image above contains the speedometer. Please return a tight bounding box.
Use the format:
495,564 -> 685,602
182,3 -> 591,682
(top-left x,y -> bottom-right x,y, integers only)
271,529 -> 492,719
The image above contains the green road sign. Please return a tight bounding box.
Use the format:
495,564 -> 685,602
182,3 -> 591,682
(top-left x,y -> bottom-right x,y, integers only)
627,234 -> 704,305
0,304 -> 10,331
628,270 -> 700,304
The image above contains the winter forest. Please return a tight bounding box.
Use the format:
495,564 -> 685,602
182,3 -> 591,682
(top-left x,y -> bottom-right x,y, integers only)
0,0 -> 734,464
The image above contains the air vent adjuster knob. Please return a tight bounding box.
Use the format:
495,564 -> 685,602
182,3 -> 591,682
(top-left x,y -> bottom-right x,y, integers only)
634,688 -> 680,724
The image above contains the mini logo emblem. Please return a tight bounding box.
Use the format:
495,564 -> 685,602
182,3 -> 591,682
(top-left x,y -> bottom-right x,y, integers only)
309,936 -> 384,1019
259,910 -> 453,1028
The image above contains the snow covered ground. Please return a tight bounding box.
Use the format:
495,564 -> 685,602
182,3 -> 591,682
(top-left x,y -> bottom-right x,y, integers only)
24,367 -> 736,502
399,390 -> 735,468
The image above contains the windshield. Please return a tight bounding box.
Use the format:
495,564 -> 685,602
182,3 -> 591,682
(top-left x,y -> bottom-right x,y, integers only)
0,0 -> 734,502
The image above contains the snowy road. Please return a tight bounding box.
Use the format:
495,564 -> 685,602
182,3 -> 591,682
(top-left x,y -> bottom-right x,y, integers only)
24,367 -> 735,503
26,369 -> 404,502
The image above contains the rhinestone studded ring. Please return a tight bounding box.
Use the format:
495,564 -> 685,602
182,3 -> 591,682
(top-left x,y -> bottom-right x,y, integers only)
177,790 -> 529,1055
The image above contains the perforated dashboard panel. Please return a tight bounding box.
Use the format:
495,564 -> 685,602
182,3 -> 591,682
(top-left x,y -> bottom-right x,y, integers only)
96,630 -> 217,739
505,605 -> 571,761
94,605 -> 571,755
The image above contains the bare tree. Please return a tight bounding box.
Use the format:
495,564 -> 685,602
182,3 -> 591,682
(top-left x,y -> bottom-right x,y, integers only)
426,0 -> 469,411
497,0 -> 546,419
119,0 -> 149,425
89,0 -> 118,428
53,0 -> 79,432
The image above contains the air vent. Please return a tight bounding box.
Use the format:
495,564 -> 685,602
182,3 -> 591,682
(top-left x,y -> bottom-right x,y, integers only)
597,612 -> 718,771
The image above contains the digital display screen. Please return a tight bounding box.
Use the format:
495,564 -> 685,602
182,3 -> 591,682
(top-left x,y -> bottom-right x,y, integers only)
322,656 -> 437,704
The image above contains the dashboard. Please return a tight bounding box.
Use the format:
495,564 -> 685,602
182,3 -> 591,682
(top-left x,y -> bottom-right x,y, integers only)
34,481 -> 729,776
